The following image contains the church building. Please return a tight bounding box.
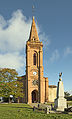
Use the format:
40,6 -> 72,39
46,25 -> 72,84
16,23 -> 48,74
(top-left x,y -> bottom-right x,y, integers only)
20,17 -> 57,103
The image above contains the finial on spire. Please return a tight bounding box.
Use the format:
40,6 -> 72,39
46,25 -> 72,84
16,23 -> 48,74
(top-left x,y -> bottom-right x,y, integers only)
32,5 -> 35,17
32,16 -> 35,19
32,0 -> 36,17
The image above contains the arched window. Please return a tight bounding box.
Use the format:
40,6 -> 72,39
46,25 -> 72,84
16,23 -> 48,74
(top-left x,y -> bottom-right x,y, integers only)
33,53 -> 36,65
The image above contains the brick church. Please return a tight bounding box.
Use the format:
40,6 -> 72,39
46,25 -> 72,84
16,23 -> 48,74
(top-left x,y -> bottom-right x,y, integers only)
20,17 -> 57,104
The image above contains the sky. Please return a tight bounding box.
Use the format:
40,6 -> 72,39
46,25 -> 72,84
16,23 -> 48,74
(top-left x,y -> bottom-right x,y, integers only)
0,0 -> 72,93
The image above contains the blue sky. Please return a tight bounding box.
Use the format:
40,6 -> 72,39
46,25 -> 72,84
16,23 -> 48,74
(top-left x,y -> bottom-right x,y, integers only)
0,0 -> 72,92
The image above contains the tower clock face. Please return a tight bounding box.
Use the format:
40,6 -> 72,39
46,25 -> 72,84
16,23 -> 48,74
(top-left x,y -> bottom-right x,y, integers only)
33,71 -> 37,75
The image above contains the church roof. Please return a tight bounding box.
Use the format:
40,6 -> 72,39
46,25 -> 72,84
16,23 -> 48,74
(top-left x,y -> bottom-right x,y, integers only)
49,85 -> 57,88
29,16 -> 39,42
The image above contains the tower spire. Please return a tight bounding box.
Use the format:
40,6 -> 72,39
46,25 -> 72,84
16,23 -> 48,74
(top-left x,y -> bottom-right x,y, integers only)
29,16 -> 39,42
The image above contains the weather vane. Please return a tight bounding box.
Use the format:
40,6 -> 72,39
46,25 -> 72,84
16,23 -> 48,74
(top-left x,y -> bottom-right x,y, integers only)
32,0 -> 38,27
32,5 -> 35,16
32,0 -> 36,17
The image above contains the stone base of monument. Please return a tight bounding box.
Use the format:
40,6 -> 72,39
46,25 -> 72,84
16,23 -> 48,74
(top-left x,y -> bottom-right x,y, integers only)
54,98 -> 67,111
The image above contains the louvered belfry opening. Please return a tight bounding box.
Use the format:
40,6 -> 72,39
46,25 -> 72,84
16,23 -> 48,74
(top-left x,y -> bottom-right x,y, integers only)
33,53 -> 36,65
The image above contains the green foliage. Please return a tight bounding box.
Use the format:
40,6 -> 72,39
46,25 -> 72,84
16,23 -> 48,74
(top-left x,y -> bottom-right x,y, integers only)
13,80 -> 24,98
64,92 -> 70,97
66,96 -> 72,101
64,92 -> 72,101
0,68 -> 24,101
0,68 -> 18,82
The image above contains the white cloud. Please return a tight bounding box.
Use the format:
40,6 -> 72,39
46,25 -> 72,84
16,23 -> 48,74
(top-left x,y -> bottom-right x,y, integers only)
64,47 -> 72,56
0,52 -> 25,74
0,10 -> 31,75
0,15 -> 7,28
49,49 -> 60,62
0,52 -> 25,75
0,9 -> 50,75
0,10 -> 31,53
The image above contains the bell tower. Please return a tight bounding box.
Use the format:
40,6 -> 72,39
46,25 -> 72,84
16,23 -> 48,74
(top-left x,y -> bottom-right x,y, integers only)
26,17 -> 46,103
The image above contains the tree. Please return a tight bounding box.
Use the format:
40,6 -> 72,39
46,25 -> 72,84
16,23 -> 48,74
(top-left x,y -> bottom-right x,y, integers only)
13,79 -> 24,103
64,91 -> 72,101
0,68 -> 24,103
64,92 -> 70,97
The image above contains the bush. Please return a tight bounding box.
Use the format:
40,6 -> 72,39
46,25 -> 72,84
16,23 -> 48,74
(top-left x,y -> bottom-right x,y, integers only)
65,96 -> 72,101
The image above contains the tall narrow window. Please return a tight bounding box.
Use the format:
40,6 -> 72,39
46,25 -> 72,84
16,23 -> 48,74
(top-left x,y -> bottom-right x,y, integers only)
33,53 -> 36,65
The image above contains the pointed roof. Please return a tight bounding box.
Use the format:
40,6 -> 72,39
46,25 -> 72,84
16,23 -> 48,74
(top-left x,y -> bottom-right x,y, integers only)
29,16 -> 39,42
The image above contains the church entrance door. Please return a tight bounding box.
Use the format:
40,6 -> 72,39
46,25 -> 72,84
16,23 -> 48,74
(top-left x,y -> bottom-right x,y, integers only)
32,90 -> 38,103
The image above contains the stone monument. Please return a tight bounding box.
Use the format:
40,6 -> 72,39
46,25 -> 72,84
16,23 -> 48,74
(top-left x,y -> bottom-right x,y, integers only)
54,72 -> 67,111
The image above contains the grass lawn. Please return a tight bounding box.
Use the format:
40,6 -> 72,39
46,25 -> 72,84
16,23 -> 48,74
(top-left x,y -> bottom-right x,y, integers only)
0,103 -> 72,119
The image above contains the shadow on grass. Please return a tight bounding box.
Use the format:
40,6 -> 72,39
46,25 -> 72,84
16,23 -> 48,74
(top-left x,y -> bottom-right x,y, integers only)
0,104 -> 46,114
0,105 -> 33,110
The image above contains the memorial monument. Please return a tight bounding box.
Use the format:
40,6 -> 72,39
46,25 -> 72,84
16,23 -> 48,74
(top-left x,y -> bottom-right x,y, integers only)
54,72 -> 67,111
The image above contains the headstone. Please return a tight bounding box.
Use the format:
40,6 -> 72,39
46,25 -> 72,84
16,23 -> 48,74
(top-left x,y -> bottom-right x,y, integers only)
54,72 -> 67,111
45,107 -> 50,114
33,106 -> 35,111
51,104 -> 53,110
38,104 -> 39,108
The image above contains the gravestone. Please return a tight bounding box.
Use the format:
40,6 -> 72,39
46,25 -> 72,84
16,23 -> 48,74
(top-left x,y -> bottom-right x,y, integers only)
45,107 -> 50,114
54,72 -> 67,111
33,106 -> 35,111
38,104 -> 39,108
